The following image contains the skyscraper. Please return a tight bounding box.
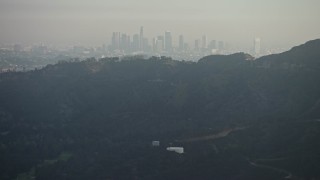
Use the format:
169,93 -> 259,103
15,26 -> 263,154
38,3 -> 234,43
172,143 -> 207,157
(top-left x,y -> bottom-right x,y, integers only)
140,26 -> 144,51
208,40 -> 217,49
120,33 -> 129,52
194,39 -> 200,51
157,35 -> 164,50
155,39 -> 163,53
254,38 -> 261,56
202,35 -> 207,49
152,38 -> 157,52
132,34 -> 140,52
127,35 -> 131,52
218,41 -> 224,50
164,31 -> 172,52
179,35 -> 184,52
143,38 -> 149,52
111,32 -> 120,50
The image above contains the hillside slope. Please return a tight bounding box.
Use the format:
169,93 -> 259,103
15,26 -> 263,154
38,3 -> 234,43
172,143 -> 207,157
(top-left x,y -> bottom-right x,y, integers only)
0,40 -> 320,180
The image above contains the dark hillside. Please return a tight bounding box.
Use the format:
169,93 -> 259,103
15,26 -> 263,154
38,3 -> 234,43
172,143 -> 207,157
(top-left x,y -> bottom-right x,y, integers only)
0,40 -> 320,180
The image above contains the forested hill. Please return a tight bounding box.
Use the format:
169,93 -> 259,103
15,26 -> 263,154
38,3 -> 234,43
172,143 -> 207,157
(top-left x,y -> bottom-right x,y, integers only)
0,39 -> 320,180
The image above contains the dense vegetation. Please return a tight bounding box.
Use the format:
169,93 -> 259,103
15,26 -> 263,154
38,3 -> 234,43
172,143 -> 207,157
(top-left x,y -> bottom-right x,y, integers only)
1,40 -> 320,180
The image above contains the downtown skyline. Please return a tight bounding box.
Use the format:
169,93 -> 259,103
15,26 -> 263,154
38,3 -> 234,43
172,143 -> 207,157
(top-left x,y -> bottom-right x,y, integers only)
0,0 -> 319,49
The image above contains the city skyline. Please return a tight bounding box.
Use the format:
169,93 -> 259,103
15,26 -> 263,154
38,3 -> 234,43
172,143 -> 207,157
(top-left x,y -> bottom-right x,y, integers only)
90,26 -> 255,56
0,0 -> 319,49
0,24 -> 309,60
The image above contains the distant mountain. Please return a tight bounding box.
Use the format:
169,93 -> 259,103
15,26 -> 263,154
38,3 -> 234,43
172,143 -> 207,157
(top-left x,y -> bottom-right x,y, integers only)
0,40 -> 320,180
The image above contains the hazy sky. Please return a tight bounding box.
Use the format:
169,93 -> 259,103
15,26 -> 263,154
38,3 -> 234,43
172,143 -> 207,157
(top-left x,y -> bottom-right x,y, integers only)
1,0 -> 319,48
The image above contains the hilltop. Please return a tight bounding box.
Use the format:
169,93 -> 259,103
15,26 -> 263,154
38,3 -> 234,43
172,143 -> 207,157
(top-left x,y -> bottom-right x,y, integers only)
0,40 -> 320,180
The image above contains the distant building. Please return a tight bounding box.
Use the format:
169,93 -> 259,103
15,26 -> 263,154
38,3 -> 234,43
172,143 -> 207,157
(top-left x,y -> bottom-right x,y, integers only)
202,35 -> 207,49
112,32 -> 121,50
127,35 -> 131,52
218,41 -> 224,50
140,26 -> 144,51
120,33 -> 129,52
157,35 -> 165,50
179,35 -> 184,52
167,147 -> 184,154
132,34 -> 140,52
143,38 -> 151,52
32,45 -> 47,55
13,44 -> 23,52
155,39 -> 164,53
194,39 -> 200,51
184,42 -> 189,51
208,40 -> 216,49
165,31 -> 172,52
152,141 -> 160,147
152,38 -> 157,52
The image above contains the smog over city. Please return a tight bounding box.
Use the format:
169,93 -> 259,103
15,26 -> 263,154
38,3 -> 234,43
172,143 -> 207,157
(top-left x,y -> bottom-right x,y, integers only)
1,0 -> 319,48
1,0 -> 320,180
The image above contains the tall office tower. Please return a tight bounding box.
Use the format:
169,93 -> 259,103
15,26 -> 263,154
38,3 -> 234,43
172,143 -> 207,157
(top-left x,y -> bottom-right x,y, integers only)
143,38 -> 149,52
116,32 -> 121,50
112,32 -> 120,50
111,32 -> 116,50
111,32 -> 117,50
194,39 -> 200,51
218,41 -> 224,50
202,35 -> 207,49
102,44 -> 107,52
120,33 -> 128,52
152,38 -> 157,52
164,31 -> 172,52
140,26 -> 144,51
179,35 -> 184,52
208,40 -> 217,49
156,39 -> 164,53
184,42 -> 189,51
254,38 -> 261,56
132,34 -> 140,52
155,39 -> 164,53
157,35 -> 164,50
127,35 -> 131,52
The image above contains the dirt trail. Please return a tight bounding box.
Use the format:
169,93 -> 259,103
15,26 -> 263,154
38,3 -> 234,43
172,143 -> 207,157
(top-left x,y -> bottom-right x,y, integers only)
248,159 -> 293,179
179,127 -> 246,143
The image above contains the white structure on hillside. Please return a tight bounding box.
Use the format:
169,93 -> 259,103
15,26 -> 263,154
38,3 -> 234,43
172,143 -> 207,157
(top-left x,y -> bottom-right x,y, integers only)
152,141 -> 160,147
166,147 -> 184,154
